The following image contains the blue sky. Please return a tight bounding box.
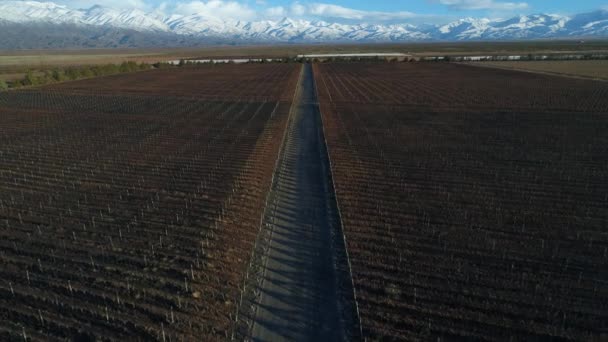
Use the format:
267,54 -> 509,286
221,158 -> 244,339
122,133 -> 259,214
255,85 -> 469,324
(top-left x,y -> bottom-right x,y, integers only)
256,0 -> 607,16
46,0 -> 608,23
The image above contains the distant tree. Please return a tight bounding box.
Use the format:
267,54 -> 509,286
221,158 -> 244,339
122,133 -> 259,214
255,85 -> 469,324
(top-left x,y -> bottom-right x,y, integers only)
106,63 -> 120,74
90,66 -> 103,77
23,71 -> 37,86
1,61 -> 153,90
65,67 -> 80,80
51,69 -> 66,82
79,67 -> 93,78
119,62 -> 128,72
42,70 -> 53,82
138,62 -> 151,70
153,62 -> 173,69
118,61 -> 138,73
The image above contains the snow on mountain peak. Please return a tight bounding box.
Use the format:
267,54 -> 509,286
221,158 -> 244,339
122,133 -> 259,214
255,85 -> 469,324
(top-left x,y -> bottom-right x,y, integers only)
0,1 -> 606,43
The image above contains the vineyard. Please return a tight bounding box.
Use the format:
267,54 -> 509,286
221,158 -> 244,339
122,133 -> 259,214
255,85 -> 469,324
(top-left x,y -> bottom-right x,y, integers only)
476,60 -> 608,81
43,64 -> 297,101
314,62 -> 608,340
0,63 -> 300,341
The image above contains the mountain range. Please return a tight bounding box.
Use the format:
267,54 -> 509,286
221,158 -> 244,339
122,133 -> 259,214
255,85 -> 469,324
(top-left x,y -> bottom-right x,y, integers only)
0,1 -> 607,48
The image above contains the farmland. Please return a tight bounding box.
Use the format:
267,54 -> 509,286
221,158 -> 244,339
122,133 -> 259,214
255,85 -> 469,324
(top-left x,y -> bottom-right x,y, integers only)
475,60 -> 608,80
2,40 -> 607,83
1,54 -> 608,341
0,63 -> 300,340
314,62 -> 608,340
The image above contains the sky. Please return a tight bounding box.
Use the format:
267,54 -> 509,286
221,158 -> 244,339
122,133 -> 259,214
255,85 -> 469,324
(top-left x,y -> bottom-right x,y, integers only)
21,0 -> 608,24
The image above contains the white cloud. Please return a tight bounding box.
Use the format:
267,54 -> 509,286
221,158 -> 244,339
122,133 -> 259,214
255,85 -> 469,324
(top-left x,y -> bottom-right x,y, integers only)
5,0 -> 532,23
270,2 -> 417,22
290,2 -> 306,16
5,0 -> 422,22
166,1 -> 435,23
306,3 -> 416,21
436,0 -> 529,11
157,2 -> 169,12
173,0 -> 256,20
264,6 -> 286,18
51,0 -> 150,10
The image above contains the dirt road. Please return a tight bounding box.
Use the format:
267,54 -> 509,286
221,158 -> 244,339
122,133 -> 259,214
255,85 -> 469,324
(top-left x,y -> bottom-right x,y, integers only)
239,63 -> 357,341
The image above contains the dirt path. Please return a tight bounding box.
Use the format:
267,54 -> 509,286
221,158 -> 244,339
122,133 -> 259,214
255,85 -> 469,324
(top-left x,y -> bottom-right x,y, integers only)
236,63 -> 358,341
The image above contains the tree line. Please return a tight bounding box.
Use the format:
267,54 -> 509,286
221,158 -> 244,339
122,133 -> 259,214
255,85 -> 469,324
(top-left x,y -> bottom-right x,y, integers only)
0,61 -> 152,90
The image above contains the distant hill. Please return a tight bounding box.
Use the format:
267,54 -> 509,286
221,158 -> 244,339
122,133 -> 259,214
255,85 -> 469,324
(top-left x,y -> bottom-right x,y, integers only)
0,21 -> 238,49
0,1 -> 607,48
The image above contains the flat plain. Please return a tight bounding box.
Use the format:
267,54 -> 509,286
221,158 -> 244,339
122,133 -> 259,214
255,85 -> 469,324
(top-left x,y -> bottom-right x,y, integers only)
314,62 -> 608,341
0,63 -> 299,341
1,56 -> 608,341
477,60 -> 608,80
2,40 -> 608,79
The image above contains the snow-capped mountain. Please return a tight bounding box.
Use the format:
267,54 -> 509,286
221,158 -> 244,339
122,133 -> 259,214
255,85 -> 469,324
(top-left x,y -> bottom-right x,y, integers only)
440,14 -> 570,40
0,1 -> 84,24
0,0 -> 607,46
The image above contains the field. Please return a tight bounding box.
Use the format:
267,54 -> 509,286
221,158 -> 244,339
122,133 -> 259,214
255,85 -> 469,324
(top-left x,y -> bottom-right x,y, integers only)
0,52 -> 158,85
2,40 -> 607,81
314,62 -> 608,340
0,72 -> 43,83
0,53 -> 155,68
2,50 -> 608,341
476,60 -> 608,80
0,63 -> 299,340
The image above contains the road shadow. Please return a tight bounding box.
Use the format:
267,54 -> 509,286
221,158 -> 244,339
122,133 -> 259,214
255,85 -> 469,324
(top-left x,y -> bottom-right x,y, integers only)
246,64 -> 347,342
